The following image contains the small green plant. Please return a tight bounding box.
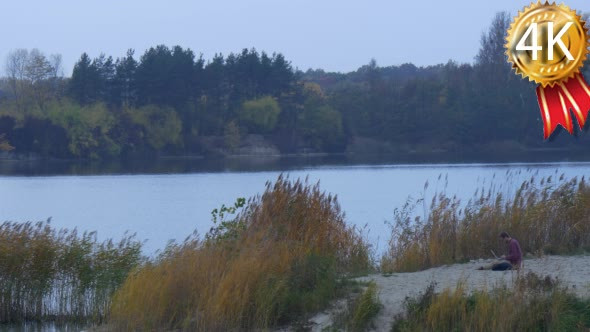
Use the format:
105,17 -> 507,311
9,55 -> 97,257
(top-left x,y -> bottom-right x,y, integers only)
328,281 -> 381,332
348,282 -> 381,331
206,197 -> 246,243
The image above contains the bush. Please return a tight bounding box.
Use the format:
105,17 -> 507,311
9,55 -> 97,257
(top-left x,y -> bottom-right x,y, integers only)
239,96 -> 281,134
392,273 -> 590,331
45,100 -> 120,158
0,133 -> 13,151
110,176 -> 372,331
125,104 -> 183,151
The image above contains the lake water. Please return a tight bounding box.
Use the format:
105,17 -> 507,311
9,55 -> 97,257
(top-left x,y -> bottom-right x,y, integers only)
1,156 -> 589,254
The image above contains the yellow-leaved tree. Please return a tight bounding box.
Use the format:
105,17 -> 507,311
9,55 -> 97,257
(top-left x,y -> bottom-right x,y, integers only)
0,134 -> 13,151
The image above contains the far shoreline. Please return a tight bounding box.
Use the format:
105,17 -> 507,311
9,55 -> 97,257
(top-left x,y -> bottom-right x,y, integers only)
3,148 -> 590,177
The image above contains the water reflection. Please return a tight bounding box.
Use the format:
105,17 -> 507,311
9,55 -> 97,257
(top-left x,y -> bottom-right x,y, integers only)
1,150 -> 589,176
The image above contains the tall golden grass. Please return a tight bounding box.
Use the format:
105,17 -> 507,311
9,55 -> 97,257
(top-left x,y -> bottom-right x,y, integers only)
392,273 -> 590,331
110,176 -> 372,331
0,220 -> 141,323
382,174 -> 590,272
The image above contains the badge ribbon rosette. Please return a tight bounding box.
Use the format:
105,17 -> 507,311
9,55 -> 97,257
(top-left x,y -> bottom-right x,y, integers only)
505,2 -> 590,138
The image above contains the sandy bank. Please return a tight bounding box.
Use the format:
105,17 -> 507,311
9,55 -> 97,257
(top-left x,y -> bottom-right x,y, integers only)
309,255 -> 590,331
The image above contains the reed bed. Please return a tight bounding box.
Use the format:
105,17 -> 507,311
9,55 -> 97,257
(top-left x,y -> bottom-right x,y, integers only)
382,173 -> 590,273
110,176 -> 372,331
0,220 -> 142,324
392,273 -> 590,331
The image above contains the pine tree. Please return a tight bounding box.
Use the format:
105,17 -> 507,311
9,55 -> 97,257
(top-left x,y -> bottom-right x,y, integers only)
114,49 -> 138,107
68,53 -> 98,105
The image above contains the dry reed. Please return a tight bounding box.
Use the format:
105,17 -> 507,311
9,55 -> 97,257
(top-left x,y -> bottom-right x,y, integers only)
392,272 -> 590,331
382,174 -> 590,272
110,176 -> 372,331
0,220 -> 141,324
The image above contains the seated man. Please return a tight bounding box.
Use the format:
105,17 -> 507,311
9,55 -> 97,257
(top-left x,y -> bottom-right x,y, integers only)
478,231 -> 522,271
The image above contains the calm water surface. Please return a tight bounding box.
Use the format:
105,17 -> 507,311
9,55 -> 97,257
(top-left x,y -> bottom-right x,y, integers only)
1,157 -> 589,254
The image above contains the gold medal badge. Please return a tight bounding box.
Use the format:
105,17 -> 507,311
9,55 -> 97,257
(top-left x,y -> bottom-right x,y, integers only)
505,2 -> 590,138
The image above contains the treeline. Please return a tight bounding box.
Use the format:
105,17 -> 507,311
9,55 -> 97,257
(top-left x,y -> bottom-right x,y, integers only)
1,12 -> 589,160
0,47 -> 302,158
305,12 -> 590,154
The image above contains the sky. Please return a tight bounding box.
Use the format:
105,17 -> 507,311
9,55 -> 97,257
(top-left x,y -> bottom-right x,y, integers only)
0,0 -> 588,75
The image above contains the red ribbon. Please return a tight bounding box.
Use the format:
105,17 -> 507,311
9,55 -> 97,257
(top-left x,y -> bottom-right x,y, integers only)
536,73 -> 590,139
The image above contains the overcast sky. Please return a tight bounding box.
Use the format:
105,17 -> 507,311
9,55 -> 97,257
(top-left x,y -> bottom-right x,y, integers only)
0,0 -> 588,75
